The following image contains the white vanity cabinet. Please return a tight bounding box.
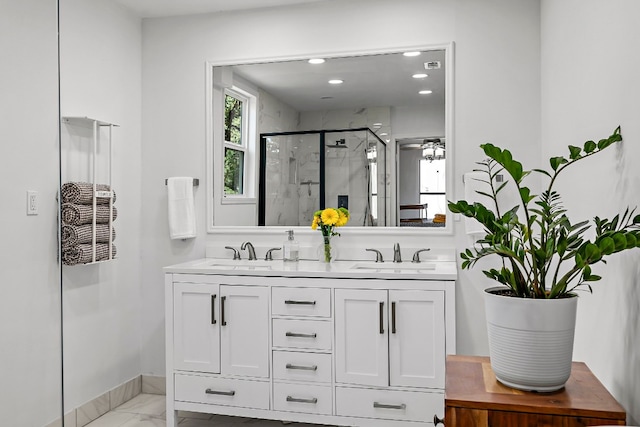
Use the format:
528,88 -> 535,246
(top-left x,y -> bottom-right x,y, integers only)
335,288 -> 445,389
165,262 -> 456,427
173,280 -> 269,377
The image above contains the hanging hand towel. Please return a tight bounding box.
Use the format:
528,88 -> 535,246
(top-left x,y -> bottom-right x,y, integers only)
463,171 -> 489,241
167,177 -> 196,240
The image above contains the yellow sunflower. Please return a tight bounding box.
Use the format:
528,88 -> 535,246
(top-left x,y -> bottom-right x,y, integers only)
336,210 -> 349,226
321,208 -> 339,226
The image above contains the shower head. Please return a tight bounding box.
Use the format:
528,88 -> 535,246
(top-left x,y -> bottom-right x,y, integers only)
327,138 -> 348,149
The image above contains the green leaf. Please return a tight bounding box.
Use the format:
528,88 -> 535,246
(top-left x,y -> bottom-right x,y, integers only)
575,253 -> 584,267
533,168 -> 552,178
584,140 -> 596,153
550,156 -> 568,171
584,243 -> 602,262
585,275 -> 602,282
568,145 -> 582,160
598,237 -> 615,255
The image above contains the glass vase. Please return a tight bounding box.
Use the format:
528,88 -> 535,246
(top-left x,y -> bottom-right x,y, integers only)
317,234 -> 337,263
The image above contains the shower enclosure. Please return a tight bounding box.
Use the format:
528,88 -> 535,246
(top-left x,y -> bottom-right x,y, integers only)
259,128 -> 387,227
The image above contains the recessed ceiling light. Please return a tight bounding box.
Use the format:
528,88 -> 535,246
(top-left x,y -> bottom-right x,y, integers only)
308,58 -> 325,64
328,79 -> 343,85
419,90 -> 433,95
372,122 -> 383,128
412,73 -> 428,79
403,51 -> 421,57
380,132 -> 388,136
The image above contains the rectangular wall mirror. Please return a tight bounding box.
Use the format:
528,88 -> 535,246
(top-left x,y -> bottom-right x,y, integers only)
206,45 -> 453,232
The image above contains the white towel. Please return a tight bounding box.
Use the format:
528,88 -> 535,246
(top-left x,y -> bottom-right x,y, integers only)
167,177 -> 196,240
463,171 -> 489,240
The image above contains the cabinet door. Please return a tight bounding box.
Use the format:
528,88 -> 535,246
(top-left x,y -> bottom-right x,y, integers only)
173,283 -> 220,373
335,289 -> 388,387
389,290 -> 445,388
220,285 -> 269,378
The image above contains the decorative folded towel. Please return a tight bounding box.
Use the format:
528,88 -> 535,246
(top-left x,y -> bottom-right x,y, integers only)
61,203 -> 118,226
61,224 -> 116,248
62,243 -> 117,265
167,177 -> 196,240
61,182 -> 116,204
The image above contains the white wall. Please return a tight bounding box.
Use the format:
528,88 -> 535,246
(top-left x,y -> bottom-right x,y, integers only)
541,0 -> 640,423
0,1 -> 61,426
140,0 -> 541,375
59,0 -> 143,412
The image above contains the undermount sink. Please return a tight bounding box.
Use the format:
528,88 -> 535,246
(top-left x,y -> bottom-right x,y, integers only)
196,259 -> 274,270
350,262 -> 437,271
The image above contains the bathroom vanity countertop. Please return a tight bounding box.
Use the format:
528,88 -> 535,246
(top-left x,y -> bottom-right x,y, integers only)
164,258 -> 457,280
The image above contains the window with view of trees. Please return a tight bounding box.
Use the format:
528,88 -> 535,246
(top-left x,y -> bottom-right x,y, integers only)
224,92 -> 246,194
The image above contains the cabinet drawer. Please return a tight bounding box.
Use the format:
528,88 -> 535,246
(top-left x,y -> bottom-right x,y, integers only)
335,386 -> 443,422
273,351 -> 332,383
272,287 -> 331,317
174,373 -> 270,410
272,319 -> 332,350
273,382 -> 333,415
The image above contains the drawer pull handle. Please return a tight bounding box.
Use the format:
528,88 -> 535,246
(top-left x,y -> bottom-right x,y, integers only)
373,402 -> 406,410
379,301 -> 384,334
286,396 -> 318,404
286,363 -> 318,371
205,388 -> 235,396
285,332 -> 317,338
284,300 -> 316,305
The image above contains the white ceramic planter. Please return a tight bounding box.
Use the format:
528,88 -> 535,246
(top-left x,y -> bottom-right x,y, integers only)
484,287 -> 578,392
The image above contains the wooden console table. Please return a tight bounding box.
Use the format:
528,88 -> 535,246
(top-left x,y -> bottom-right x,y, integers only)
443,355 -> 626,426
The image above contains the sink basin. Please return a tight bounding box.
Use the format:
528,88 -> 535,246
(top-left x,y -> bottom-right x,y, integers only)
351,262 -> 436,271
195,259 -> 274,270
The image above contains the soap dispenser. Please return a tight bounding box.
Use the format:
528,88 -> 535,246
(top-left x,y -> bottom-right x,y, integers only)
283,230 -> 299,262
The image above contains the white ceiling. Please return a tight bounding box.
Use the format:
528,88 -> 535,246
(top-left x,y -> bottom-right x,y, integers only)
115,0 -> 330,17
231,50 -> 446,112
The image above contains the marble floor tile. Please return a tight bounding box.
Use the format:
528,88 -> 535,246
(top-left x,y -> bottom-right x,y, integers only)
84,411 -> 137,427
85,394 -> 332,427
114,393 -> 166,417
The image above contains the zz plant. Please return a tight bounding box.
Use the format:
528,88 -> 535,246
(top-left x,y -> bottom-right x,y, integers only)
448,127 -> 640,299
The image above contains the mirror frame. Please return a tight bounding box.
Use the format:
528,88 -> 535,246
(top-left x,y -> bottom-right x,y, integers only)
205,42 -> 455,236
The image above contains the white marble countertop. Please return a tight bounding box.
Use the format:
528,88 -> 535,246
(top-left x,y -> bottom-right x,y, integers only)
164,258 -> 457,280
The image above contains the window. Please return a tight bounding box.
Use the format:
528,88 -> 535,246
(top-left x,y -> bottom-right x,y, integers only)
221,86 -> 256,200
419,158 -> 446,217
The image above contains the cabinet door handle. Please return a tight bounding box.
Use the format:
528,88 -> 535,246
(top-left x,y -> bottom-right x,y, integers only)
285,332 -> 317,338
286,396 -> 318,404
391,301 -> 396,334
433,414 -> 445,425
221,296 -> 227,326
286,363 -> 318,371
379,301 -> 384,334
211,294 -> 217,325
284,300 -> 316,305
373,402 -> 406,410
205,388 -> 235,396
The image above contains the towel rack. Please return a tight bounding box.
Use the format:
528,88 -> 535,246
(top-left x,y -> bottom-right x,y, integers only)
165,178 -> 199,186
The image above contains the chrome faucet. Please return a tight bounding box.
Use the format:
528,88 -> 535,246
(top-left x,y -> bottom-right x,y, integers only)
393,243 -> 402,263
412,248 -> 431,263
241,241 -> 257,260
366,248 -> 384,263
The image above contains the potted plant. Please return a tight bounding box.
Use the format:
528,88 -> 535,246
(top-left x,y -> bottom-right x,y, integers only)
448,126 -> 640,391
